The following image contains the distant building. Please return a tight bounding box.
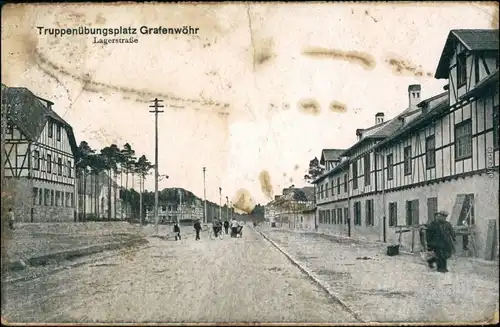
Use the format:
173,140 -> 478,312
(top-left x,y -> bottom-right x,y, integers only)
2,85 -> 78,222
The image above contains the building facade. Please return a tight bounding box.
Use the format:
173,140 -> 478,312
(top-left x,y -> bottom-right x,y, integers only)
2,85 -> 78,222
313,29 -> 499,260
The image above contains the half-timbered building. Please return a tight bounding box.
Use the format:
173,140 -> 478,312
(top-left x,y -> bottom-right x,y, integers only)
372,29 -> 499,259
311,29 -> 499,260
2,85 -> 78,222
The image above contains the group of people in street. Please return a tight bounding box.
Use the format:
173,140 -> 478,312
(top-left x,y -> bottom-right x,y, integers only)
172,217 -> 244,241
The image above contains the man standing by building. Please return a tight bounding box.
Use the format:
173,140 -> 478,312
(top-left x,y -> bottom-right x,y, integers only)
223,220 -> 229,235
8,208 -> 14,230
194,219 -> 202,241
426,211 -> 456,273
173,222 -> 181,241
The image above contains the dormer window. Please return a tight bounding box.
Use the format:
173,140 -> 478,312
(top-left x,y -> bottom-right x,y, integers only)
48,121 -> 53,138
457,52 -> 467,87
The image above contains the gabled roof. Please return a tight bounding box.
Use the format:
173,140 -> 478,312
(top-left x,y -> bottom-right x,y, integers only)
320,149 -> 345,164
459,68 -> 499,101
340,117 -> 403,157
373,94 -> 450,150
435,29 -> 499,79
2,86 -> 79,156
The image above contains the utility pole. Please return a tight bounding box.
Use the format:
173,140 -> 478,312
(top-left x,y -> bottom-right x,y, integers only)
139,174 -> 143,226
203,167 -> 207,224
149,98 -> 164,235
219,187 -> 222,220
178,189 -> 183,225
226,196 -> 229,221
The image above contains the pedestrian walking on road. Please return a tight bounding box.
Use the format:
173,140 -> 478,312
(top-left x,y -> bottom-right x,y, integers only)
174,222 -> 181,241
224,220 -> 229,235
426,211 -> 456,273
230,217 -> 239,237
8,208 -> 15,230
194,219 -> 202,240
212,218 -> 221,238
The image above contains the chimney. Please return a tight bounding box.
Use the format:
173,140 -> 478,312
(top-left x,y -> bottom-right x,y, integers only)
408,84 -> 421,109
375,112 -> 385,125
356,128 -> 364,141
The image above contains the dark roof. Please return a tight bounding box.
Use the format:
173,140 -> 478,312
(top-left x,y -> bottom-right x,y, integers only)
374,95 -> 450,150
320,149 -> 345,164
340,118 -> 403,157
312,157 -> 349,183
435,29 -> 499,79
459,68 -> 499,101
2,86 -> 78,156
417,91 -> 447,108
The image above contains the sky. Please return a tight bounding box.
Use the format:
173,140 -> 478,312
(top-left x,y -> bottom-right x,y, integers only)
1,2 -> 498,211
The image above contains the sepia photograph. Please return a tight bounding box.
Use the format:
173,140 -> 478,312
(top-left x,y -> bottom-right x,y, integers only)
1,1 -> 499,325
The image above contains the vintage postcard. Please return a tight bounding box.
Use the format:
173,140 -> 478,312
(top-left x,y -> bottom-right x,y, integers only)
1,1 -> 499,325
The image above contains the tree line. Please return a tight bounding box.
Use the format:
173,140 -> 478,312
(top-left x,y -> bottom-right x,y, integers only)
76,141 -> 230,221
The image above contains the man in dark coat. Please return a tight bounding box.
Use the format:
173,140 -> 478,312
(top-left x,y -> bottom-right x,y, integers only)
426,211 -> 456,273
174,222 -> 181,241
194,219 -> 202,240
223,220 -> 229,235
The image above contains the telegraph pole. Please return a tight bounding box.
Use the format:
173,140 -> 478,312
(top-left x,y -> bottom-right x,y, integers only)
149,98 -> 164,234
219,187 -> 222,220
178,189 -> 183,225
203,167 -> 207,224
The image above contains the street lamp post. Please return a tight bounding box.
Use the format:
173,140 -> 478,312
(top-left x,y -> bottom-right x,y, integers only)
219,187 -> 222,220
203,167 -> 207,224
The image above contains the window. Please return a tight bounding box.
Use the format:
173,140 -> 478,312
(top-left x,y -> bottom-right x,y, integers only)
337,177 -> 341,194
56,125 -> 61,141
457,52 -> 467,87
364,154 -> 371,186
332,209 -> 336,224
68,160 -> 72,177
55,191 -> 60,207
344,207 -> 349,225
405,199 -> 419,226
331,180 -> 334,196
33,187 -> 38,205
387,154 -> 394,180
389,202 -> 397,227
425,135 -> 436,169
365,199 -> 374,226
354,201 -> 362,225
50,190 -> 54,206
352,160 -> 358,189
320,185 -> 324,199
427,197 -> 438,223
404,146 -> 412,175
337,208 -> 343,225
326,210 -> 330,224
455,119 -> 472,160
6,123 -> 13,135
47,154 -> 52,173
344,174 -> 348,192
474,56 -> 480,84
494,106 -> 499,149
319,211 -> 323,224
48,121 -> 53,138
57,157 -> 63,175
38,188 -> 43,205
44,189 -> 50,205
33,150 -> 40,170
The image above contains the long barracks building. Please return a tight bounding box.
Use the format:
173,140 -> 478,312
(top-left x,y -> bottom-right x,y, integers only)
313,29 -> 499,260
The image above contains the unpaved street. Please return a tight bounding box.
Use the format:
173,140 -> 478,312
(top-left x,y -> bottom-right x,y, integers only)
2,226 -> 357,324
